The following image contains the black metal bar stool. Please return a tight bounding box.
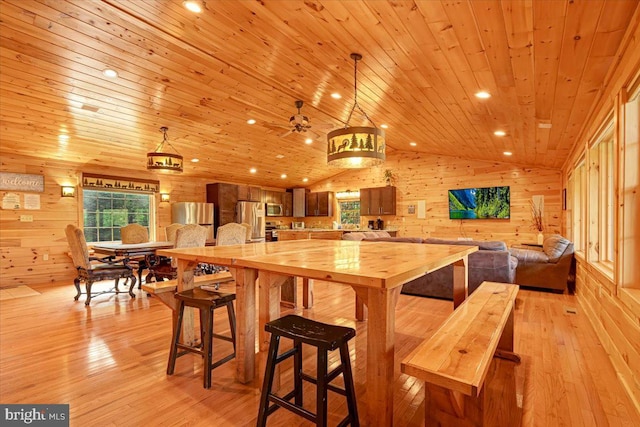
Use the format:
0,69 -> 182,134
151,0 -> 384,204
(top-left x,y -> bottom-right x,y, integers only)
167,287 -> 236,389
257,314 -> 359,426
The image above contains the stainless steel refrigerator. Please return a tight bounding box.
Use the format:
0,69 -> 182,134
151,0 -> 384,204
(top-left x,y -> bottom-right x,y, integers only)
171,202 -> 215,241
237,201 -> 266,242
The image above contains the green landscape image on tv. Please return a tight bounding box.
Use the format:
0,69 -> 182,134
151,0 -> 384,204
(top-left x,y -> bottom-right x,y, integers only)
448,186 -> 510,219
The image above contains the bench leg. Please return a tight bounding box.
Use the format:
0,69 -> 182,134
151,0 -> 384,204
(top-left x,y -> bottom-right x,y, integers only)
423,358 -> 521,427
452,256 -> 469,309
495,307 -> 521,364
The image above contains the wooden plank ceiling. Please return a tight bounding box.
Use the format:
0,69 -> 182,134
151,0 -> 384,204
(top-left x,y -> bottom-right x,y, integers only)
1,0 -> 637,187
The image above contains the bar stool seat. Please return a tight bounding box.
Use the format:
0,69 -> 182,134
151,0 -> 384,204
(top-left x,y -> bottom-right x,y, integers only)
257,314 -> 359,426
167,287 -> 236,389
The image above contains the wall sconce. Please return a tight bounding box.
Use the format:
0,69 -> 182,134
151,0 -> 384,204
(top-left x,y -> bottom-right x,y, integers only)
61,186 -> 76,197
160,193 -> 171,203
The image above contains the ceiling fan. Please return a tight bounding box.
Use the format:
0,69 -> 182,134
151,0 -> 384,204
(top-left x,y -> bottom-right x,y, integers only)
280,100 -> 312,137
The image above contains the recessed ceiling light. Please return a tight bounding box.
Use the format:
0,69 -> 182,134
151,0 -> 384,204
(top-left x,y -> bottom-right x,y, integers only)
538,122 -> 552,129
302,178 -> 308,182
250,168 -> 257,173
331,93 -> 342,99
280,174 -> 287,179
503,151 -> 513,156
183,1 -> 202,13
191,158 -> 199,163
305,138 -> 313,144
494,130 -> 506,136
475,91 -> 491,99
247,119 -> 256,125
275,154 -> 285,159
102,69 -> 118,78
380,124 -> 389,129
409,141 -> 417,146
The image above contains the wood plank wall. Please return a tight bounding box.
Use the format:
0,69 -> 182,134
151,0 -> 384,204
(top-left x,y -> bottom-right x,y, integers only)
310,151 -> 562,247
0,153 -> 214,288
561,9 -> 640,413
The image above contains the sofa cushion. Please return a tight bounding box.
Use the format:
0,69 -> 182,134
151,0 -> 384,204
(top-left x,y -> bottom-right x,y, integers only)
423,238 -> 507,251
509,247 -> 550,264
364,236 -> 424,243
363,231 -> 390,239
542,234 -> 571,262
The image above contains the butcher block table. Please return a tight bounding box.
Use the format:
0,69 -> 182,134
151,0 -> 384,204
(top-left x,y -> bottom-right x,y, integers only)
158,239 -> 477,426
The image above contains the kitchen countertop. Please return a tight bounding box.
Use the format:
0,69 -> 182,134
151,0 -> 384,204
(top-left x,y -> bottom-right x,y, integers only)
277,228 -> 398,232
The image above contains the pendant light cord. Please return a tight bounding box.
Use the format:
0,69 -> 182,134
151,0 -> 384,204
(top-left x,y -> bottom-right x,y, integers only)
345,55 -> 377,128
154,127 -> 181,154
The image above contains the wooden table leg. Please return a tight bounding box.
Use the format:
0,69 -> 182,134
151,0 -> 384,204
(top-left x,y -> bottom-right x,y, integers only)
176,259 -> 198,345
363,286 -> 401,426
302,278 -> 313,309
353,287 -> 368,321
452,255 -> 469,309
233,267 -> 257,384
258,271 -> 288,352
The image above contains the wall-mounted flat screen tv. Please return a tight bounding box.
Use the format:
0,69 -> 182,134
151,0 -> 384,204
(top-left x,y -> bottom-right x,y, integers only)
448,186 -> 510,219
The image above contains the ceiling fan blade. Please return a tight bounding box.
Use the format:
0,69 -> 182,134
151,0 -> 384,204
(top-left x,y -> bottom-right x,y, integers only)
279,129 -> 293,138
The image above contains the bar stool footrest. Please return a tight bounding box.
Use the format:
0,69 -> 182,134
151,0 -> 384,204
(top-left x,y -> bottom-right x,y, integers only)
268,394 -> 317,423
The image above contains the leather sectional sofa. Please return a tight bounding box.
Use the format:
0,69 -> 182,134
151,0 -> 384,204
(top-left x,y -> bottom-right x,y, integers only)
508,234 -> 574,292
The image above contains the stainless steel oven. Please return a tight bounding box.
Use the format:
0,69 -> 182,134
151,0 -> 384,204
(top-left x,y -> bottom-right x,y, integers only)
266,203 -> 284,217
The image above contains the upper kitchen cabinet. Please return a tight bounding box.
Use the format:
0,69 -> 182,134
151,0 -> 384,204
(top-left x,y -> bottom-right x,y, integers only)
263,190 -> 283,205
238,185 -> 262,202
306,191 -> 333,217
206,183 -> 238,234
283,191 -> 293,217
360,186 -> 396,215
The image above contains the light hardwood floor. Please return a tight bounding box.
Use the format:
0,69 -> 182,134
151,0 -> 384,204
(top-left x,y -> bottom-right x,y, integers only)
1,280 -> 638,426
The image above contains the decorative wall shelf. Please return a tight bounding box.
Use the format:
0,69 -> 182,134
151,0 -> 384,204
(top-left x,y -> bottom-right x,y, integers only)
81,173 -> 159,193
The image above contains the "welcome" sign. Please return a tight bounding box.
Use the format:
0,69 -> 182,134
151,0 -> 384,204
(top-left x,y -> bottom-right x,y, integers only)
0,173 -> 44,192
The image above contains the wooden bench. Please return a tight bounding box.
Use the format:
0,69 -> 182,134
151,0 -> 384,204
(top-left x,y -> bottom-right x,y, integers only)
401,281 -> 521,427
142,272 -> 234,310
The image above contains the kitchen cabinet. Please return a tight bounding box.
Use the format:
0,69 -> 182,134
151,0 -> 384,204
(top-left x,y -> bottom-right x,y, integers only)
283,191 -> 293,216
306,191 -> 333,217
360,186 -> 396,215
264,190 -> 284,205
206,183 -> 238,235
238,185 -> 262,202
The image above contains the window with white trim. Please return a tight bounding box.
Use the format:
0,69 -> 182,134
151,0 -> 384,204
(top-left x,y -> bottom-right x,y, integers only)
82,189 -> 154,243
587,120 -> 615,268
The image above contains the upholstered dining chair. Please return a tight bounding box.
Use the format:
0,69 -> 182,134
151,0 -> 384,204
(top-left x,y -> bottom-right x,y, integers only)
200,223 -> 249,288
217,223 -> 248,246
120,223 -> 149,244
147,224 -> 209,282
165,223 -> 184,245
240,222 -> 252,242
120,223 -> 150,287
65,224 -> 136,305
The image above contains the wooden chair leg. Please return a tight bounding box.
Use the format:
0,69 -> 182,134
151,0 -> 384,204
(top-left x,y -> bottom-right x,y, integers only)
257,334 -> 281,427
73,277 -> 81,301
316,348 -> 329,426
340,342 -> 359,426
167,301 -> 185,375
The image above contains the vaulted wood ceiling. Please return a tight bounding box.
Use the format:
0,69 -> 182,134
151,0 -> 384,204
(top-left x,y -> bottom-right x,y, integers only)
1,0 -> 638,187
